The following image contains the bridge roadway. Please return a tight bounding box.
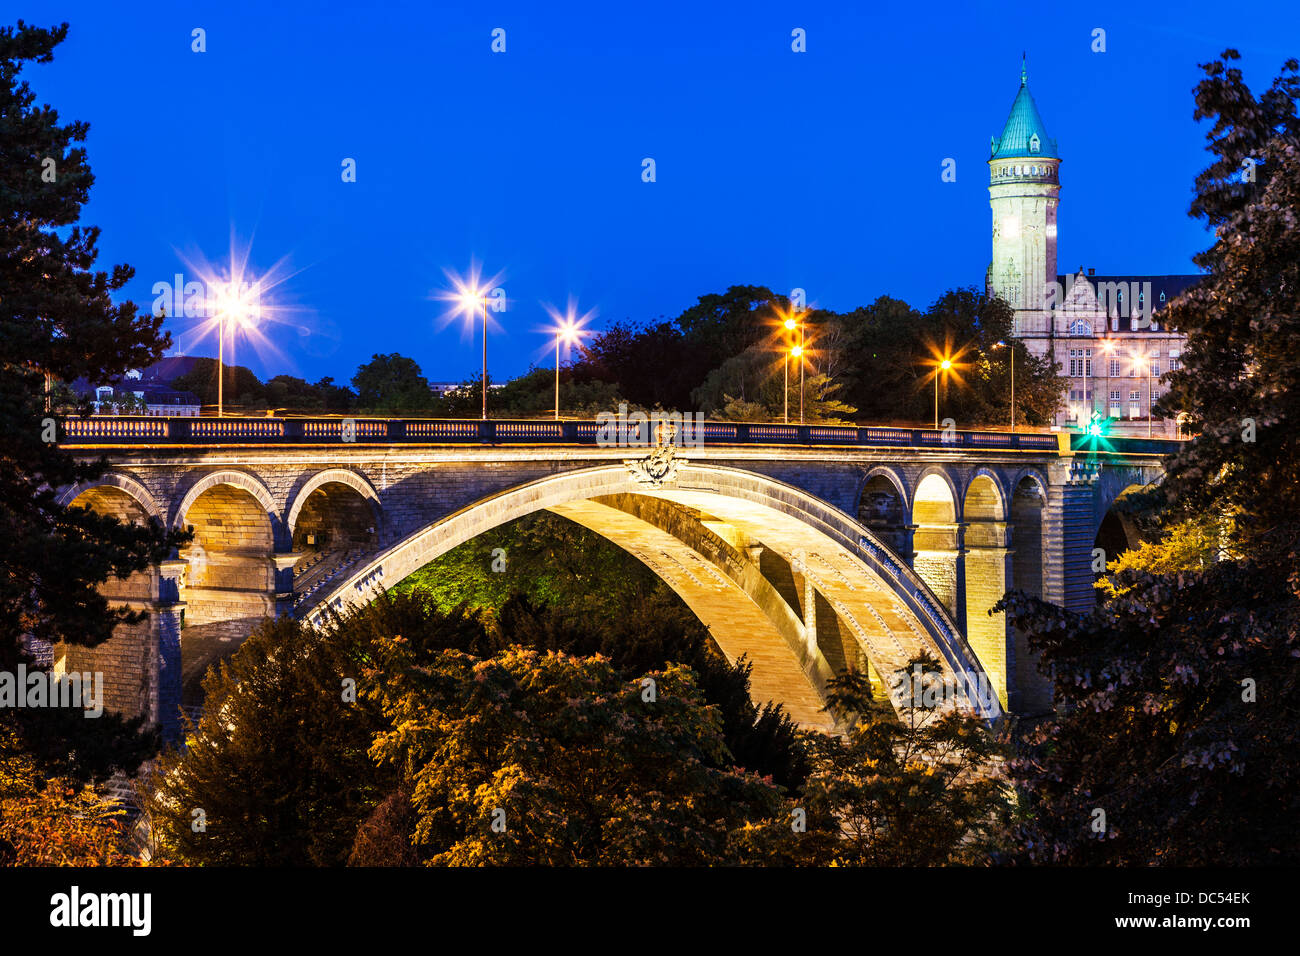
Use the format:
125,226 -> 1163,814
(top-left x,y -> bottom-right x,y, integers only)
54,416 -> 1174,740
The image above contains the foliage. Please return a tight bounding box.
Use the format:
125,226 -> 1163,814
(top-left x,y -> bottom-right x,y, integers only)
0,19 -> 185,782
997,49 -> 1300,868
397,511 -> 808,789
352,352 -> 433,411
1096,517 -> 1223,599
734,662 -> 1011,865
0,727 -> 150,866
1152,50 -> 1300,581
171,358 -> 265,408
367,644 -> 786,865
998,561 -> 1300,864
146,614 -> 400,865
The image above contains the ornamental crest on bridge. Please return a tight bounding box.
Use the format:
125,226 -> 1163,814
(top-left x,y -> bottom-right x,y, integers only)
625,420 -> 687,487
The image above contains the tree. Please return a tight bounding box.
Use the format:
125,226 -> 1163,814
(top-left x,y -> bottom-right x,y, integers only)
146,614 -> 403,865
351,352 -> 432,411
367,644 -> 786,865
1153,50 -> 1300,578
733,662 -> 1011,866
398,511 -> 809,789
263,374 -> 356,412
0,20 -> 183,783
998,561 -> 1300,864
171,357 -> 263,407
998,51 -> 1300,865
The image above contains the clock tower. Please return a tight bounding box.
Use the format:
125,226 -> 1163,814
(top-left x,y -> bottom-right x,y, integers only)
987,59 -> 1060,339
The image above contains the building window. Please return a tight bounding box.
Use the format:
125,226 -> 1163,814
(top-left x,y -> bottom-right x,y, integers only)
1150,361 -> 1161,376
1070,319 -> 1091,336
1169,351 -> 1181,371
1108,358 -> 1121,377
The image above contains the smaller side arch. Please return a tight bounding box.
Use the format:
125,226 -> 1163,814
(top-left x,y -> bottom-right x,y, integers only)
172,469 -> 282,544
286,468 -> 382,538
57,472 -> 161,519
962,467 -> 1009,522
1008,466 -> 1050,505
857,466 -> 911,559
911,467 -> 959,521
860,465 -> 909,505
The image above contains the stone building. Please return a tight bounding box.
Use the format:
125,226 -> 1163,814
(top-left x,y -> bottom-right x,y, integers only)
986,61 -> 1200,435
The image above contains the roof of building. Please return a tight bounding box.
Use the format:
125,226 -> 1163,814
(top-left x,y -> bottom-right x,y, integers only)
991,60 -> 1057,160
70,378 -> 201,405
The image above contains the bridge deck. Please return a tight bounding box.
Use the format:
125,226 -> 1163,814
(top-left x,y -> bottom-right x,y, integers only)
58,416 -> 1181,457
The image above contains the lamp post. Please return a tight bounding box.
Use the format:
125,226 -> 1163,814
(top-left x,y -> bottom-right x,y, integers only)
215,284 -> 254,419
549,314 -> 587,420
799,321 -> 806,424
783,316 -> 797,424
934,358 -> 952,430
480,293 -> 488,420
453,286 -> 492,420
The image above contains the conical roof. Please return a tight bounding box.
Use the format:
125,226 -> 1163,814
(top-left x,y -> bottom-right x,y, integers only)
990,59 -> 1057,159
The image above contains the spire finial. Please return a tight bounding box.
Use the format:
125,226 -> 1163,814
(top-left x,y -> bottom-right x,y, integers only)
1021,52 -> 1027,86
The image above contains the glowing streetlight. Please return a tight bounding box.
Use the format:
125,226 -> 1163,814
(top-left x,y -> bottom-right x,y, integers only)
777,310 -> 807,424
544,304 -> 592,420
935,357 -> 953,430
212,280 -> 260,418
442,266 -> 503,420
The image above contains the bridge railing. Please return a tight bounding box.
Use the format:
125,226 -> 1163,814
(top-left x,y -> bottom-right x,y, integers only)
56,416 -> 1179,455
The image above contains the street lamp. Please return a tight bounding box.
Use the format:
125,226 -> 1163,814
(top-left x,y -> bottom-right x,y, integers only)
784,316 -> 796,424
547,311 -> 589,420
935,358 -> 952,430
993,340 -> 1015,432
213,282 -> 257,418
452,283 -> 493,420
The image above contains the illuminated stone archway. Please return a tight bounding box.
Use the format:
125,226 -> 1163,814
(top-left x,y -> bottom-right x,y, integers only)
962,470 -> 1010,708
1009,470 -> 1050,713
173,472 -> 280,708
308,463 -> 1000,726
911,470 -> 962,623
287,471 -> 383,612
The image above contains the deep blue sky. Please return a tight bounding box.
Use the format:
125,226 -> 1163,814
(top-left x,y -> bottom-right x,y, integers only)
11,0 -> 1299,384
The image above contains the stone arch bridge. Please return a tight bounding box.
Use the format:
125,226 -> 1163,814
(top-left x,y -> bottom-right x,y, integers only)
54,416 -> 1171,740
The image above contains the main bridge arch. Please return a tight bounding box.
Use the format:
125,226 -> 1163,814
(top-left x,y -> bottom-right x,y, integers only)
307,463 -> 1001,727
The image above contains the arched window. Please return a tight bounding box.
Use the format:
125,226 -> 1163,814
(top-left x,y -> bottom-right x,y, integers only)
1070,319 -> 1091,336
1029,134 -> 1041,153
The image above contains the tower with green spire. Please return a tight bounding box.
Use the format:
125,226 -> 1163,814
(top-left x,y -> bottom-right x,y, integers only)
987,57 -> 1060,336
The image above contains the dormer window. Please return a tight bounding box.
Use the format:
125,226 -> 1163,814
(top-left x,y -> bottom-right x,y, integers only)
1070,319 -> 1091,336
1029,134 -> 1041,153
